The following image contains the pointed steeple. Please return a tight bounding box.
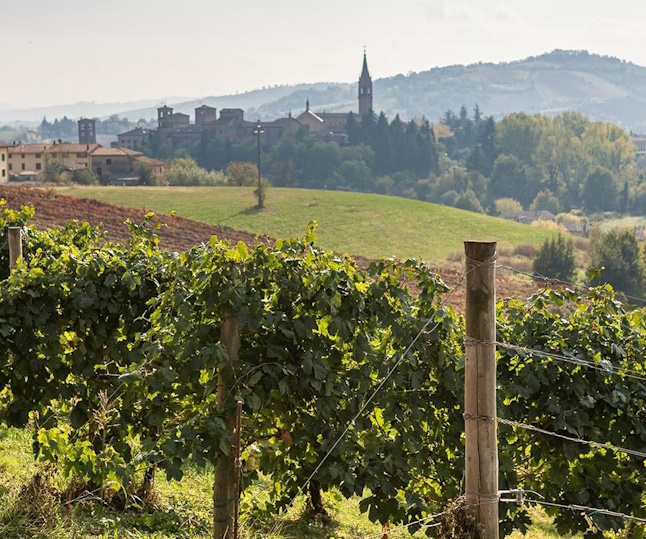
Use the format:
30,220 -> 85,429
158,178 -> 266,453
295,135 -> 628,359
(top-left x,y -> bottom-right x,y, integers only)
360,49 -> 370,80
358,48 -> 373,117
306,98 -> 310,112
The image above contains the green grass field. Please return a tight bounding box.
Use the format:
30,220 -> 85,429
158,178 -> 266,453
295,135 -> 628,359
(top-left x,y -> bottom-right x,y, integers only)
54,186 -> 558,262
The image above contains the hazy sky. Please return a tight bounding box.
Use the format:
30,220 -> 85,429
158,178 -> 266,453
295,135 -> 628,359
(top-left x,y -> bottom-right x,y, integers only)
5,0 -> 646,108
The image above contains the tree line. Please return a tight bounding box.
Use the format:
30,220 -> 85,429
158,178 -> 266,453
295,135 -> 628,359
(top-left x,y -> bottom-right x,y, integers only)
182,105 -> 644,219
431,106 -> 638,215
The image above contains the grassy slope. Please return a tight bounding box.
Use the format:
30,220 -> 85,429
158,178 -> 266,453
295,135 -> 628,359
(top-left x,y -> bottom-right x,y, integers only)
54,186 -> 557,262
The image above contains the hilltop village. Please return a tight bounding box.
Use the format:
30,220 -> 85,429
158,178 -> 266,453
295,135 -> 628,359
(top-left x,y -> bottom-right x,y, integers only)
0,53 -> 374,183
116,52 -> 374,155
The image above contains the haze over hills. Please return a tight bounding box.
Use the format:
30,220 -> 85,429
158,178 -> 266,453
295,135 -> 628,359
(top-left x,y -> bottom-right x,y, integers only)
6,50 -> 646,132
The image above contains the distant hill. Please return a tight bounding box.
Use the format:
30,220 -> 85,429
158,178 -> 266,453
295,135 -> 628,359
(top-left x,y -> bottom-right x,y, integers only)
120,50 -> 646,132
7,50 -> 646,131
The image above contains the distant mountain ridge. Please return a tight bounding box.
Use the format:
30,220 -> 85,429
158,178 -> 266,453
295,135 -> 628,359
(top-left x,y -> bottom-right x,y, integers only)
6,50 -> 646,131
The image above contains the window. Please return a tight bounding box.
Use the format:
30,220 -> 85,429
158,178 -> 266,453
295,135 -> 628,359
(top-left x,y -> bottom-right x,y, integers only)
8,154 -> 11,159
36,163 -> 41,170
21,163 -> 25,170
35,153 -> 41,158
1,170 -> 4,178
21,153 -> 25,158
8,164 -> 12,171
77,153 -> 84,158
106,159 -> 112,165
1,154 -> 4,161
63,153 -> 69,158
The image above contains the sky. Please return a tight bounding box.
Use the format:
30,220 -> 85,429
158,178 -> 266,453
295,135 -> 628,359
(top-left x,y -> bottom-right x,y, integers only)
5,0 -> 646,109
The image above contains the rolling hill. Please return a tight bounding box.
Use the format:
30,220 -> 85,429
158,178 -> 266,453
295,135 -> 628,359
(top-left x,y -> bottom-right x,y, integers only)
6,50 -> 646,132
51,185 -> 556,262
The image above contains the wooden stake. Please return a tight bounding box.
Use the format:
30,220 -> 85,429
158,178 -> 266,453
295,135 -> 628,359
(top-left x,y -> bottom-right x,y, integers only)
233,400 -> 243,539
8,227 -> 22,271
464,241 -> 498,539
214,314 -> 240,539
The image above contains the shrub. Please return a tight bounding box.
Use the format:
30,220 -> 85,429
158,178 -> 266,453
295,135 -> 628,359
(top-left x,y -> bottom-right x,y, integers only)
494,198 -> 523,215
71,168 -> 99,185
529,189 -> 560,214
454,189 -> 484,213
531,220 -> 567,233
588,228 -> 646,299
533,234 -> 576,282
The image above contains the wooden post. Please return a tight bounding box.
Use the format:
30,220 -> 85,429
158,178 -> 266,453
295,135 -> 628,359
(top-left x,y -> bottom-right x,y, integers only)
214,315 -> 240,539
233,400 -> 243,539
464,241 -> 498,539
8,227 -> 22,271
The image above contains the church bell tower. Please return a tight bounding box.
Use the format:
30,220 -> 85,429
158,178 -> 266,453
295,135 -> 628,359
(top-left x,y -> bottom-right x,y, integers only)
358,50 -> 373,117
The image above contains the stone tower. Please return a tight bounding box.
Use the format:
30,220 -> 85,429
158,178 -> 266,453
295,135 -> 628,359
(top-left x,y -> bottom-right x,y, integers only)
158,105 -> 174,129
358,51 -> 373,117
78,118 -> 96,144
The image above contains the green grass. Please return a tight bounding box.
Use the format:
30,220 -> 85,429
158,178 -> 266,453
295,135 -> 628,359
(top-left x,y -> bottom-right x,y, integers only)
0,424 -> 586,538
54,186 -> 558,262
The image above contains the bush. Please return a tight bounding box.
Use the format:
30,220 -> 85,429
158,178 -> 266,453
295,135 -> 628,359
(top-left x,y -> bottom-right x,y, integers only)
165,158 -> 225,186
530,189 -> 560,214
531,220 -> 567,233
588,228 -> 646,299
454,189 -> 484,213
494,198 -> 523,215
71,168 -> 99,185
533,234 -> 576,282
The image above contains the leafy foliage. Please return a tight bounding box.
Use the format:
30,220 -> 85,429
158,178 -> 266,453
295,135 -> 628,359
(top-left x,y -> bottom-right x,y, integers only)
533,234 -> 576,282
2,204 -> 646,538
588,228 -> 646,299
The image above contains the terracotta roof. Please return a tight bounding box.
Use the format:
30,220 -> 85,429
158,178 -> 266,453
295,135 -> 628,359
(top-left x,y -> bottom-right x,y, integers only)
135,155 -> 165,167
172,112 -> 189,118
90,146 -> 143,157
47,143 -> 100,154
195,105 -> 216,110
118,127 -> 151,137
297,110 -> 324,123
318,112 -> 351,119
9,144 -> 50,154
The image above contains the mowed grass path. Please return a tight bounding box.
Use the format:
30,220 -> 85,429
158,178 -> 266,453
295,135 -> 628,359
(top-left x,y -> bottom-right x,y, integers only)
56,186 -> 556,261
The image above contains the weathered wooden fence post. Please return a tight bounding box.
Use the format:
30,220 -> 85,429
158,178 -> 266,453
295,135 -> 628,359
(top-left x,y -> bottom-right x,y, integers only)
214,314 -> 240,539
233,400 -> 243,539
8,227 -> 22,271
464,241 -> 498,539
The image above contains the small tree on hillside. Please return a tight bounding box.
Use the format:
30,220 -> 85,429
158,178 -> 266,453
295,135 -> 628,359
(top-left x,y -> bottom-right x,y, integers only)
226,162 -> 258,186
494,198 -> 523,215
588,228 -> 646,299
533,234 -> 576,282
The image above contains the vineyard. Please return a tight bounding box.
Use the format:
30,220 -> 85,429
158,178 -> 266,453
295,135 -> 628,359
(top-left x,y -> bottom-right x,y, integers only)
0,196 -> 645,538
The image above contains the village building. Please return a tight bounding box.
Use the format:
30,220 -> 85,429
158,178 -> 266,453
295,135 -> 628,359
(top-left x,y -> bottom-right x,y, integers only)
78,118 -> 97,144
8,143 -> 50,177
117,127 -> 154,151
47,143 -> 100,171
0,143 -> 9,182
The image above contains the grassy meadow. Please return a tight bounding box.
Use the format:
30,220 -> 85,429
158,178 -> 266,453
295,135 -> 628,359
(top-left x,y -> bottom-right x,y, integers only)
54,186 -> 558,263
